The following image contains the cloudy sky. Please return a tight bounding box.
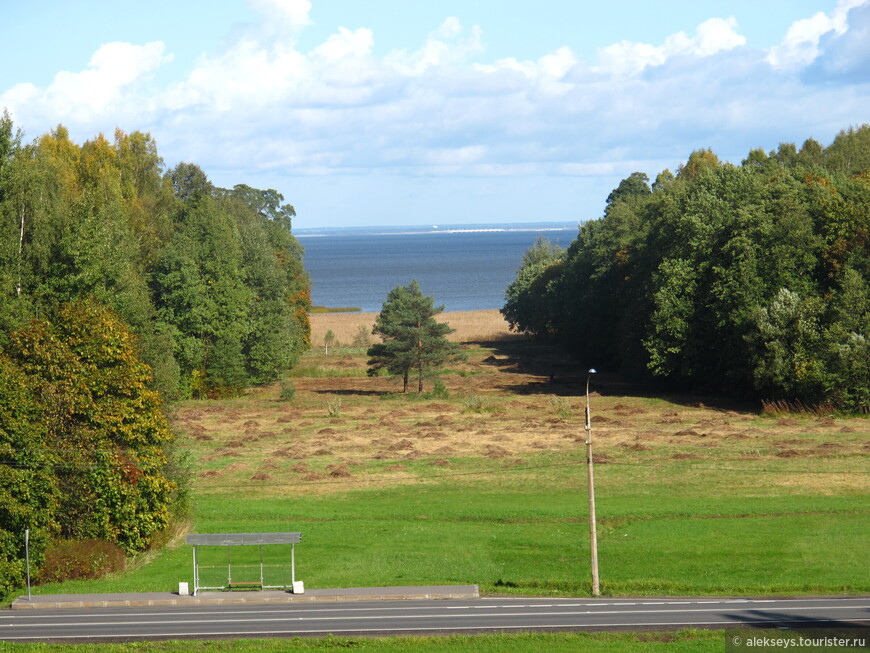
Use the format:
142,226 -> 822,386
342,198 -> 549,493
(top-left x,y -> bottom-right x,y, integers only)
2,1 -> 868,228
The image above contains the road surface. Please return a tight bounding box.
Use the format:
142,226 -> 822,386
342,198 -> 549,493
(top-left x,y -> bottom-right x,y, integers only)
2,596 -> 868,642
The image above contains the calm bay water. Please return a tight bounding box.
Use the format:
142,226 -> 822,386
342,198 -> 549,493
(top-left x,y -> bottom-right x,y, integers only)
298,223 -> 577,312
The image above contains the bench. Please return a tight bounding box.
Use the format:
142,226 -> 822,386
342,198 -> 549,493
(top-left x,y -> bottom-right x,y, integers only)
227,581 -> 263,590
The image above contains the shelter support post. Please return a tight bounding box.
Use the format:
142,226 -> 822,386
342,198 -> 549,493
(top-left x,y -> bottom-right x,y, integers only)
192,545 -> 199,596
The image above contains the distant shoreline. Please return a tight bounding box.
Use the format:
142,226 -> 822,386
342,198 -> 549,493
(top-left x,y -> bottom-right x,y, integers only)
310,308 -> 498,316
295,221 -> 577,238
311,306 -> 362,313
297,227 -> 574,238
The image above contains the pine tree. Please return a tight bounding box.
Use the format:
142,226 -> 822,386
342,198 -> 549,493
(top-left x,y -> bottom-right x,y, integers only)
367,281 -> 463,393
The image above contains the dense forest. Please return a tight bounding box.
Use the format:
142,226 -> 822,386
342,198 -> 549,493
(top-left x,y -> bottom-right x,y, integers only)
504,125 -> 870,412
0,113 -> 310,595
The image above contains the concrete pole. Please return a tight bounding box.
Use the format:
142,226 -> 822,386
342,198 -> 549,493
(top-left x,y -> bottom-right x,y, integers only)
585,369 -> 601,596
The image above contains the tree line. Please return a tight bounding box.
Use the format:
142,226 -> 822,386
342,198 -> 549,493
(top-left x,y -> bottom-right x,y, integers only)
0,113 -> 310,595
503,125 -> 870,412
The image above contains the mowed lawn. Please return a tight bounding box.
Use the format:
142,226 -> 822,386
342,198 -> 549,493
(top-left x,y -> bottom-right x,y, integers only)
27,310 -> 870,599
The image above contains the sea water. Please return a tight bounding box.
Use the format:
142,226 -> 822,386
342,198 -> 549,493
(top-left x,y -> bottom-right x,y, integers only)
297,223 -> 578,312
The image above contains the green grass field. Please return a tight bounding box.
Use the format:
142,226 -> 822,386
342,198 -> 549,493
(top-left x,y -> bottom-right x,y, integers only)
27,408 -> 870,598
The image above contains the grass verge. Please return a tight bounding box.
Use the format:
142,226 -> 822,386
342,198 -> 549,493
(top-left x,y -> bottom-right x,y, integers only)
0,629 -> 725,652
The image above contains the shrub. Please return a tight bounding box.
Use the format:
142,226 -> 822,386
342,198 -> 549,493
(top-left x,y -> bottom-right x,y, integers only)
37,538 -> 126,583
463,395 -> 504,413
326,397 -> 342,417
424,379 -> 450,400
351,324 -> 372,348
324,330 -> 336,353
0,557 -> 25,600
549,396 -> 573,418
279,379 -> 296,402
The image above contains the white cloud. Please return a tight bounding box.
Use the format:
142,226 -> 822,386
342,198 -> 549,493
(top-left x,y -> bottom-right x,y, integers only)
538,47 -> 578,79
766,0 -> 868,69
385,18 -> 483,76
424,145 -> 487,167
474,45 -> 580,95
2,41 -> 170,124
249,0 -> 311,31
808,1 -> 870,81
595,17 -> 746,76
164,34 -> 313,113
1,2 -> 868,227
311,27 -> 374,61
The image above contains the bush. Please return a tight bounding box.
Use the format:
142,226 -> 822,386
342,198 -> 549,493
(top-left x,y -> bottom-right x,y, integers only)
549,396 -> 573,418
463,395 -> 501,413
326,397 -> 342,417
279,379 -> 296,401
37,538 -> 126,583
0,558 -> 25,600
351,325 -> 372,348
424,379 -> 450,399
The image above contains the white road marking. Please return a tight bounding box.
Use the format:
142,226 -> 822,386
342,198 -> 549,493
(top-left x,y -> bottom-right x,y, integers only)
2,598 -> 865,621
6,603 -> 870,631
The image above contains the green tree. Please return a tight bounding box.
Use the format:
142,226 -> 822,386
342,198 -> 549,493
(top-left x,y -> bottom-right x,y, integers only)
504,125 -> 870,409
605,171 -> 650,207
221,183 -> 297,229
221,187 -> 309,378
501,237 -> 564,337
151,195 -> 251,397
6,300 -> 180,554
746,288 -> 826,402
0,124 -> 310,400
0,354 -> 57,596
367,281 -> 463,393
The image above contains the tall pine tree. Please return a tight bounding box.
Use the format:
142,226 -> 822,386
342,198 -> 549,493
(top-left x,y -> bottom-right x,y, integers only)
367,281 -> 462,393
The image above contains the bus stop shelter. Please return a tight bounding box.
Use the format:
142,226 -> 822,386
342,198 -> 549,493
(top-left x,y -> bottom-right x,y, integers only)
186,532 -> 302,596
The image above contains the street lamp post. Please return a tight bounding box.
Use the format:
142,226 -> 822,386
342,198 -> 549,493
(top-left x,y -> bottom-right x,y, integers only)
584,368 -> 601,596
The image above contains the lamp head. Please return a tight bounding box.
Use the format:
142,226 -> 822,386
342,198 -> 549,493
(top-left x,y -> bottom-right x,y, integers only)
587,368 -> 597,375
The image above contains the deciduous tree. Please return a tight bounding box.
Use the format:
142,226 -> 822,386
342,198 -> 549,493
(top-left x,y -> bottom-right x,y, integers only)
502,125 -> 870,410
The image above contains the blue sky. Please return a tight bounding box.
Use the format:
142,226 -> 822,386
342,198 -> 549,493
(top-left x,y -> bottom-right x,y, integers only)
2,1 -> 868,228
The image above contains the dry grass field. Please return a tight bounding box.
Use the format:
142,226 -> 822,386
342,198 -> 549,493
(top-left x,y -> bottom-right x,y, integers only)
308,309 -> 520,349
173,316 -> 870,499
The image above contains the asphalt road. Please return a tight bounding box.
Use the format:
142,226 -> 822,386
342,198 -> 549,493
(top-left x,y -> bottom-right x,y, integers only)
2,596 -> 868,642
